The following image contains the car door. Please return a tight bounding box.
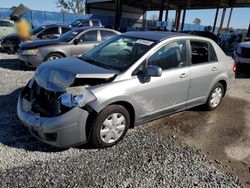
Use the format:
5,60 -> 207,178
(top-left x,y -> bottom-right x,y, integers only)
187,40 -> 219,107
134,40 -> 190,119
71,30 -> 100,56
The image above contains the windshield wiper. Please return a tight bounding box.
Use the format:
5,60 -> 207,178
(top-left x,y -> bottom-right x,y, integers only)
80,57 -> 117,71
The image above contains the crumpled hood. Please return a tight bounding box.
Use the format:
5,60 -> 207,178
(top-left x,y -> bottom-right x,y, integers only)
34,57 -> 118,92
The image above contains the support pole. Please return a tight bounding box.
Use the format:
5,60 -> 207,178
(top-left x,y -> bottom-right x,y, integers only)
165,0 -> 169,21
174,9 -> 181,31
158,0 -> 164,30
212,8 -> 219,33
85,1 -> 90,14
181,9 -> 186,31
218,7 -> 226,33
114,0 -> 122,31
226,7 -> 233,30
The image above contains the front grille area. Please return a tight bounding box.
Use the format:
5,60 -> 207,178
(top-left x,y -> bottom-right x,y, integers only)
24,81 -> 62,117
241,47 -> 250,58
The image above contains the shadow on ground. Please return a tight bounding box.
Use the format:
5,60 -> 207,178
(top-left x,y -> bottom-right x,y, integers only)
0,58 -> 33,71
235,64 -> 250,79
0,88 -> 65,152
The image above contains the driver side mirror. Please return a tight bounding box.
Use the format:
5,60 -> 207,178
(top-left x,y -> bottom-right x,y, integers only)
145,65 -> 162,77
73,38 -> 81,45
142,65 -> 162,83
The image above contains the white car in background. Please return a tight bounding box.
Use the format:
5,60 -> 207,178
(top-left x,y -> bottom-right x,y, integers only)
234,41 -> 250,64
0,19 -> 16,39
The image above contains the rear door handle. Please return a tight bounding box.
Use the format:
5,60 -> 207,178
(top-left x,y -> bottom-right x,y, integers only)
180,73 -> 188,78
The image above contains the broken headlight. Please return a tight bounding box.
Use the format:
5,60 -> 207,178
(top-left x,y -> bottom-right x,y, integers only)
59,91 -> 96,108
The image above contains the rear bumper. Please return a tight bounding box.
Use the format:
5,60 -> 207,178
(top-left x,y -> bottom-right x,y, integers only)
17,88 -> 90,148
234,54 -> 250,64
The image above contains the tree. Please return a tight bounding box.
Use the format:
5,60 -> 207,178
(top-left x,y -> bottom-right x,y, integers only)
193,18 -> 201,25
56,0 -> 85,13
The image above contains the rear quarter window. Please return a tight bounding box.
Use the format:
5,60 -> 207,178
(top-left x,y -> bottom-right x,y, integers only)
100,30 -> 117,41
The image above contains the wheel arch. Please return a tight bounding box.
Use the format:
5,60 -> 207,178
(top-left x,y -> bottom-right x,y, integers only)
84,100 -> 136,142
43,51 -> 66,62
217,79 -> 227,96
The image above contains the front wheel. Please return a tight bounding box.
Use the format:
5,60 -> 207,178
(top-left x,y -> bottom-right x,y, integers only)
44,53 -> 64,62
205,83 -> 224,110
90,105 -> 130,148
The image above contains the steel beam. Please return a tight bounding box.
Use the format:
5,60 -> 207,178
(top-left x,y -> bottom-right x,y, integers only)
218,7 -> 226,33
158,0 -> 164,21
174,9 -> 181,31
181,9 -> 186,31
165,0 -> 170,21
226,7 -> 233,30
115,0 -> 122,30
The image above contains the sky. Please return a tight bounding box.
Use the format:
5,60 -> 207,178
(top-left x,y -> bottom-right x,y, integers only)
0,0 -> 250,29
147,8 -> 250,29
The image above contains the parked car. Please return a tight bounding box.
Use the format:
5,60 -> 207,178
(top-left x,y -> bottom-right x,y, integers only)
18,27 -> 120,67
182,30 -> 221,45
69,19 -> 103,28
234,41 -> 250,64
1,25 -> 71,54
17,31 -> 235,148
0,19 -> 16,39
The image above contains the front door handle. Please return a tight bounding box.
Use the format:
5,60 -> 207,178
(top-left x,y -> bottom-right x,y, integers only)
180,73 -> 188,78
212,67 -> 217,71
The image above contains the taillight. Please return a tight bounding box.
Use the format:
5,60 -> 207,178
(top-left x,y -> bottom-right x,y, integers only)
233,60 -> 236,72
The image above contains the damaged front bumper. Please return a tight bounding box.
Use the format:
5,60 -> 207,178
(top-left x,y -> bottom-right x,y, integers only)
17,87 -> 90,148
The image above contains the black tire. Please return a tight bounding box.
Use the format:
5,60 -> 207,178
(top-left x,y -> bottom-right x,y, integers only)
44,53 -> 64,62
6,40 -> 18,54
205,82 -> 224,110
90,105 -> 130,148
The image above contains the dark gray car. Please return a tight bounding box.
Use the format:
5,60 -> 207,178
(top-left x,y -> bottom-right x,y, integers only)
18,27 -> 120,67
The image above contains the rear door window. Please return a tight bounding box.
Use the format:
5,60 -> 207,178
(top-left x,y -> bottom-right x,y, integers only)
190,40 -> 218,65
92,20 -> 100,26
100,30 -> 117,41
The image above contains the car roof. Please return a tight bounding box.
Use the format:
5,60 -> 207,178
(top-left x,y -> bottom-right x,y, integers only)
122,31 -> 193,42
71,26 -> 114,32
74,18 -> 100,21
239,41 -> 250,48
0,19 -> 14,23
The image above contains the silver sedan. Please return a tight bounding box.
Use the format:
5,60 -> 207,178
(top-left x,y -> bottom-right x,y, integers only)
17,31 -> 235,148
17,27 -> 120,67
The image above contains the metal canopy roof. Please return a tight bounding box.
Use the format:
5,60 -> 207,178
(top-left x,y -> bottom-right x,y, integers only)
123,0 -> 250,10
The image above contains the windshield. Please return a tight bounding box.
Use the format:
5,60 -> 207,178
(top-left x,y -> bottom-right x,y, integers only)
58,29 -> 82,42
32,26 -> 45,35
81,35 -> 156,72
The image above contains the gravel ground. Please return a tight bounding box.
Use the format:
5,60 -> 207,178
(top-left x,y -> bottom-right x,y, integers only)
0,52 -> 244,187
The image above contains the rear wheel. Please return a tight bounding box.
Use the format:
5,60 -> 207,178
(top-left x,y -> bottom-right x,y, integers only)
90,105 -> 130,148
206,83 -> 224,110
44,53 -> 64,62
